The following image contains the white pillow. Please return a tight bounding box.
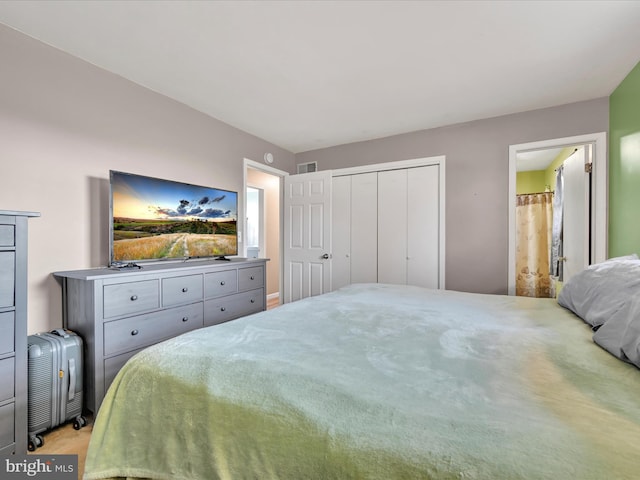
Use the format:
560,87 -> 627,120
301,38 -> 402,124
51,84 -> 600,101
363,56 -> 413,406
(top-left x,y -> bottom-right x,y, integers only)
557,254 -> 640,329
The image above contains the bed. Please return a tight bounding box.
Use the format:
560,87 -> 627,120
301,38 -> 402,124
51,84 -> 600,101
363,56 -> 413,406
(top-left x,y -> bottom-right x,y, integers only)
83,260 -> 640,480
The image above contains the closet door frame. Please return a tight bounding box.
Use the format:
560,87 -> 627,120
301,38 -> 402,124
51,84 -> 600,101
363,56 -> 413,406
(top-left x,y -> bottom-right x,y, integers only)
332,155 -> 446,289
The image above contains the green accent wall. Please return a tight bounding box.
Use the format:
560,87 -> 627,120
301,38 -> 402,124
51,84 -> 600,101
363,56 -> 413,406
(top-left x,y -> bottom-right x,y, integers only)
609,61 -> 640,257
544,147 -> 576,192
516,147 -> 577,196
516,170 -> 546,194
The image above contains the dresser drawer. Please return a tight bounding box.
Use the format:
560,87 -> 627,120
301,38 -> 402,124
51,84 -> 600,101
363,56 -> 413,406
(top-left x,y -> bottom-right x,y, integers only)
238,266 -> 264,291
0,252 -> 15,309
0,225 -> 14,247
0,312 -> 14,355
0,357 -> 14,402
204,269 -> 238,298
0,402 -> 14,450
104,302 -> 203,356
103,279 -> 160,319
104,348 -> 144,393
204,288 -> 264,326
162,274 -> 203,307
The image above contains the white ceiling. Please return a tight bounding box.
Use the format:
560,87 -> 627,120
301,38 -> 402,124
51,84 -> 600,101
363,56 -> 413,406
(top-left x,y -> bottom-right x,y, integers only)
1,0 -> 639,153
516,147 -> 564,172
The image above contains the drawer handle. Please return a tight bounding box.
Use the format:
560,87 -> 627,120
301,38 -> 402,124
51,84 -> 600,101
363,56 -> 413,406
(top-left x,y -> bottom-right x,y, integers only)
250,276 -> 255,280
182,287 -> 189,293
220,307 -> 226,312
131,329 -> 139,336
130,295 -> 138,301
182,316 -> 189,322
220,281 -> 225,286
250,299 -> 255,303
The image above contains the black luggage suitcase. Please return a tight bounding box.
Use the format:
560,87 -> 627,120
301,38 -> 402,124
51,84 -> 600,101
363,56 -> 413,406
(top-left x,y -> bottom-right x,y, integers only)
27,328 -> 87,451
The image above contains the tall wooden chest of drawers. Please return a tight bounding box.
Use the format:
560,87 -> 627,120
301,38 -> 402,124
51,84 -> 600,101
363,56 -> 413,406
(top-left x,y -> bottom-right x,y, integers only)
0,210 -> 39,455
54,258 -> 267,414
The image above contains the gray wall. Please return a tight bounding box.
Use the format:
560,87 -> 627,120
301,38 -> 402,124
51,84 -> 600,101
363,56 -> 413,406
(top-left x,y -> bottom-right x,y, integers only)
0,21 -> 612,331
0,24 -> 296,333
296,98 -> 609,294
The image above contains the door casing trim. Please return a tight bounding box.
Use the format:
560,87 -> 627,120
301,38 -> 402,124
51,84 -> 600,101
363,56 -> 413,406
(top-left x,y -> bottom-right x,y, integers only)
507,132 -> 607,295
243,158 -> 289,303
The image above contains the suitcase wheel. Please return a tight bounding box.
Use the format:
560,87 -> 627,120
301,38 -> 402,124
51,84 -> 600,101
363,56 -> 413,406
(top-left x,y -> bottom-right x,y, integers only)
73,415 -> 87,430
28,434 -> 44,452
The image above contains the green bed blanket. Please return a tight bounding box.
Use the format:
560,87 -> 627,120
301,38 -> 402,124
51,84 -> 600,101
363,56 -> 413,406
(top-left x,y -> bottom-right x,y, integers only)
84,284 -> 640,480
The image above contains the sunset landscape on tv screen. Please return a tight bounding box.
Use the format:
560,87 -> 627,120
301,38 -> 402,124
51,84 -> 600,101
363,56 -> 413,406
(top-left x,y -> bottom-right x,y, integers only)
110,171 -> 238,263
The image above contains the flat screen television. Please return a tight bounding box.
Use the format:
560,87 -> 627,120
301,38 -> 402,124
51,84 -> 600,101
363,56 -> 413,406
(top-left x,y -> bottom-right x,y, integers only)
109,170 -> 238,265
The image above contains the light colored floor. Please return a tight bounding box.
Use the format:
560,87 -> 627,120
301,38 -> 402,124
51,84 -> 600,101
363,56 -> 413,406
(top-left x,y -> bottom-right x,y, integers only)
31,295 -> 281,479
28,418 -> 93,479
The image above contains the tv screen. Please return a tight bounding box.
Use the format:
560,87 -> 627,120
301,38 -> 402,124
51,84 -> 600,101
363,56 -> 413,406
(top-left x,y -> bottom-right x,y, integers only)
109,170 -> 238,264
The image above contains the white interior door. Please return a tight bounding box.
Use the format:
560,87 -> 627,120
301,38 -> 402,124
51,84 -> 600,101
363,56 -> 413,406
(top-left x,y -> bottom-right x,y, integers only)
283,171 -> 332,303
331,175 -> 351,290
378,169 -> 408,284
332,172 -> 379,290
407,165 -> 440,289
350,172 -> 378,284
562,146 -> 590,283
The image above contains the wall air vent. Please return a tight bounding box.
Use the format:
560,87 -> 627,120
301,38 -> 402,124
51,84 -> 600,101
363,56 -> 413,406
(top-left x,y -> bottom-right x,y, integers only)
297,161 -> 317,174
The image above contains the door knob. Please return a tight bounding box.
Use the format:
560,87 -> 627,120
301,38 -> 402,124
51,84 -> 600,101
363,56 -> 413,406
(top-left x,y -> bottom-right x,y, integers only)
322,253 -> 330,259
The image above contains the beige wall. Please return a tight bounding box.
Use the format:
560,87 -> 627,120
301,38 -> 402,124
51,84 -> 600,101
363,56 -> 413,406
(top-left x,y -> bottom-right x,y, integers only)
0,25 -> 295,333
246,168 -> 281,298
296,98 -> 609,295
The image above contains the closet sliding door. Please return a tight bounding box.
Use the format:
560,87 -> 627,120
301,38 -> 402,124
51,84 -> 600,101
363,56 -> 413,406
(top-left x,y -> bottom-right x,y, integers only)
407,165 -> 439,289
377,165 -> 440,289
331,158 -> 443,291
331,176 -> 351,290
331,172 -> 378,290
350,172 -> 378,284
377,169 -> 408,285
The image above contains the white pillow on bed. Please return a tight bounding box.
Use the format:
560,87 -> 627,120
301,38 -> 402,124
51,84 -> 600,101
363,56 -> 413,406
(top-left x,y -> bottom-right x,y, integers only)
592,295 -> 640,367
558,254 -> 640,368
557,254 -> 640,329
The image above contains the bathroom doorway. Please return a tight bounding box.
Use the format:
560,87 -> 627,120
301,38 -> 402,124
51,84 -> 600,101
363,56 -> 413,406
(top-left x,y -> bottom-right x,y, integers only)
508,132 -> 607,296
244,159 -> 287,307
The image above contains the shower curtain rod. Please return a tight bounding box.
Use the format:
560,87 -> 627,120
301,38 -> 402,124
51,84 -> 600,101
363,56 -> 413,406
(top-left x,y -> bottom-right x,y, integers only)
516,191 -> 554,196
554,148 -> 579,171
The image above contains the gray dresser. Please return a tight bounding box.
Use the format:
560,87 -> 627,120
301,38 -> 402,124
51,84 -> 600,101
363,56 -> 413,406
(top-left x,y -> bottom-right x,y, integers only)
54,258 -> 267,413
0,210 -> 39,455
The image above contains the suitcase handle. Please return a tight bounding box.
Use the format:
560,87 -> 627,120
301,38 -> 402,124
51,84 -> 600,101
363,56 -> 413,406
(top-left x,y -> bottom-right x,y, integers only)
68,358 -> 76,402
51,328 -> 70,338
